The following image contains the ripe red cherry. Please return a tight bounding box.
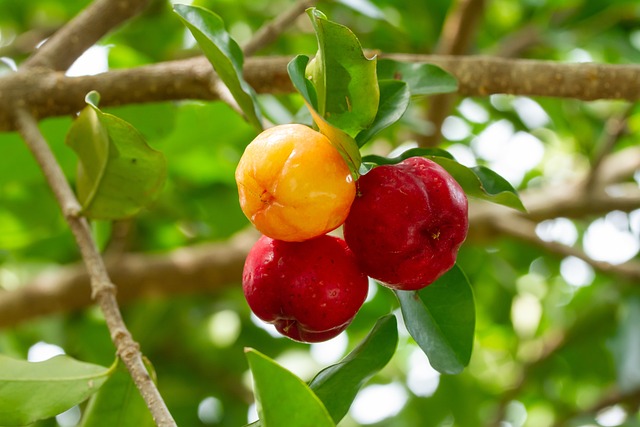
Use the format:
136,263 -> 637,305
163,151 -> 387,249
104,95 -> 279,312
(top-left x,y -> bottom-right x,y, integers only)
242,235 -> 368,343
343,157 -> 468,290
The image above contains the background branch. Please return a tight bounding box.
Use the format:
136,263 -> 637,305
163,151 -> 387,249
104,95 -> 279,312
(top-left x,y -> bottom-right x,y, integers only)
420,0 -> 485,147
242,0 -> 318,56
23,0 -> 150,71
4,54 -> 640,132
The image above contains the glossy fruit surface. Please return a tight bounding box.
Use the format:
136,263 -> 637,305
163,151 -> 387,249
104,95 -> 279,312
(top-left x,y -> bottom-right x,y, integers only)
344,157 -> 468,290
242,234 -> 368,343
235,124 -> 355,242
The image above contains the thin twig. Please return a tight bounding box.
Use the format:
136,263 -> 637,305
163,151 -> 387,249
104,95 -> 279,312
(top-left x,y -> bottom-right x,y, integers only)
13,108 -> 177,427
24,0 -> 149,71
243,0 -> 319,56
552,387 -> 640,427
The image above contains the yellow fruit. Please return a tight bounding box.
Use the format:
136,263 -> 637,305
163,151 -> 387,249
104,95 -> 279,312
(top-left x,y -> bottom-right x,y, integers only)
235,124 -> 355,242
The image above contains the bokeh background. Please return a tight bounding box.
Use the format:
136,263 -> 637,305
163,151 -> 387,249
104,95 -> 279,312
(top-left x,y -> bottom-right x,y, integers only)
0,0 -> 639,426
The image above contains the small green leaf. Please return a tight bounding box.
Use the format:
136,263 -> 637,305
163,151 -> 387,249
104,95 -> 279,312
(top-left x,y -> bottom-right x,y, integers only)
79,360 -> 155,427
245,348 -> 335,427
306,8 -> 379,137
355,79 -> 410,147
0,355 -> 113,426
377,59 -> 458,96
309,315 -> 398,423
395,265 -> 475,374
66,98 -> 167,220
174,4 -> 263,130
288,55 -> 361,178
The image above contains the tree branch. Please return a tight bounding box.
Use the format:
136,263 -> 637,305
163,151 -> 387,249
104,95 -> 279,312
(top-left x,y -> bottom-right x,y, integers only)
0,228 -> 256,328
491,214 -> 640,282
13,108 -> 177,426
23,0 -> 150,71
4,54 -> 640,132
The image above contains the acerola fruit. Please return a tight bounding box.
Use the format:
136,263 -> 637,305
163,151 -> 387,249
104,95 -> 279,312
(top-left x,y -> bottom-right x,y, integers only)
235,124 -> 355,242
242,234 -> 368,343
343,157 -> 468,290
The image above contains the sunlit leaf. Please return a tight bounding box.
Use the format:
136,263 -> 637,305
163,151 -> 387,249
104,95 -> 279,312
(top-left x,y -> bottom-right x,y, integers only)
377,59 -> 458,96
173,4 -> 263,130
0,355 -> 113,426
309,315 -> 398,423
79,359 -> 155,427
396,265 -> 475,374
306,8 -> 379,137
245,348 -> 335,427
355,79 -> 410,147
288,55 -> 361,178
66,92 -> 167,220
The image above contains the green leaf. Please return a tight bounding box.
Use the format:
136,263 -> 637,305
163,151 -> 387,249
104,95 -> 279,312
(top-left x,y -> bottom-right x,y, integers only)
395,265 -> 475,374
288,55 -> 361,178
0,354 -> 113,426
306,8 -> 379,137
245,348 -> 335,427
309,315 -> 398,423
377,59 -> 458,96
355,79 -> 410,147
79,360 -> 155,427
66,93 -> 167,220
173,4 -> 263,130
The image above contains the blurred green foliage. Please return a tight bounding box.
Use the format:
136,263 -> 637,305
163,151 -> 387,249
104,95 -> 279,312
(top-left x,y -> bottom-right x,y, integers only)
1,0 -> 640,426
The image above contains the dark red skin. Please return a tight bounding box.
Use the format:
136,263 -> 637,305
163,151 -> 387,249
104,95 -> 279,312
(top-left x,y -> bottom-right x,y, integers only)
343,157 -> 468,290
242,235 -> 368,343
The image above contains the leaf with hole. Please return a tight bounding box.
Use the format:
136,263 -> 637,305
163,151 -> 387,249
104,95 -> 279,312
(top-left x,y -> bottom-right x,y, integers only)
395,264 -> 475,374
0,354 -> 113,426
174,4 -> 263,130
66,92 -> 167,220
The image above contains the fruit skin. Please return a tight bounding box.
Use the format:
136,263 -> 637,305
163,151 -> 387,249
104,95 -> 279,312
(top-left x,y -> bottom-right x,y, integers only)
235,124 -> 355,242
242,234 -> 368,343
343,157 -> 468,290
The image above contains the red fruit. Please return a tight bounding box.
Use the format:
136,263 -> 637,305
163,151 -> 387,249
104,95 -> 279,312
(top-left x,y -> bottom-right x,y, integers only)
242,235 -> 368,343
343,157 -> 468,290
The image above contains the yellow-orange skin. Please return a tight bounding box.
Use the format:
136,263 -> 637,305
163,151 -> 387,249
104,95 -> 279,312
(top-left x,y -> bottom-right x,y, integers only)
235,124 -> 355,242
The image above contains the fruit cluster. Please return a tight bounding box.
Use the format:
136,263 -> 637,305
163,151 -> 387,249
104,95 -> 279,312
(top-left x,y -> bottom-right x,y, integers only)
235,124 -> 468,343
